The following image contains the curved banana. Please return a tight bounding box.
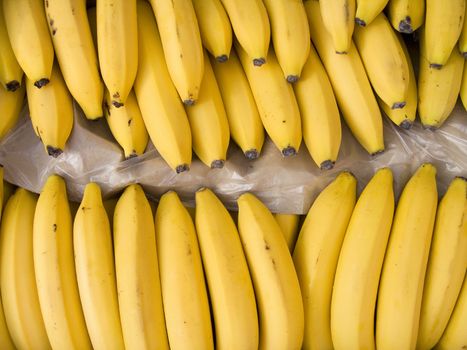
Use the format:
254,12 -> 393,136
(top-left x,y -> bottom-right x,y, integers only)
424,0 -> 465,68
3,0 -> 54,88
192,0 -> 232,62
461,64 -> 467,110
376,163 -> 438,350
388,0 -> 425,33
459,4 -> 467,57
155,191 -> 214,350
211,49 -> 264,159
355,0 -> 390,26
220,0 -> 270,66
113,184 -> 169,349
149,0 -> 204,105
0,82 -> 25,141
274,213 -> 300,252
293,171 -> 356,350
319,0 -> 356,54
331,168 -> 395,350
416,177 -> 467,350
305,0 -> 384,155
195,188 -> 259,350
45,0 -> 104,119
26,62 -> 73,157
0,3 -> 22,92
185,51 -> 230,169
134,0 -> 192,173
33,174 -> 92,349
293,43 -> 341,169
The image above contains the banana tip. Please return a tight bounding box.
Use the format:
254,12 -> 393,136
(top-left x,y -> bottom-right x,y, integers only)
34,78 -> 50,89
320,160 -> 335,170
6,80 -> 20,92
286,75 -> 299,83
392,101 -> 406,109
335,50 -> 348,55
211,160 -> 225,169
462,52 -> 467,59
176,164 -> 190,174
244,149 -> 259,160
47,146 -> 63,158
253,58 -> 266,66
355,18 -> 366,27
282,146 -> 297,157
371,149 -> 385,157
183,98 -> 196,106
125,152 -> 138,160
216,55 -> 229,63
429,63 -> 443,69
112,100 -> 124,108
398,17 -> 414,33
399,120 -> 413,130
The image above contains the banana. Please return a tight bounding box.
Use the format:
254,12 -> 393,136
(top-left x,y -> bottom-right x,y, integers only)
185,51 -> 230,169
355,0 -> 390,26
192,0 -> 232,62
376,163 -> 438,350
155,191 -> 214,350
3,0 -> 54,88
73,183 -> 125,350
354,13 -> 410,109
331,168 -> 395,350
424,0 -> 465,68
211,49 -> 264,159
236,43 -> 302,157
0,2 -> 22,92
305,0 -> 384,155
0,166 -> 3,215
292,171 -> 357,350
219,0 -> 270,66
113,184 -> 169,349
274,213 -> 300,252
319,0 -> 356,54
0,82 -> 25,141
104,89 -> 148,159
97,0 -> 137,107
0,188 -> 51,350
134,0 -> 192,173
102,196 -> 117,227
33,174 -> 92,349
1,180 -> 15,208
45,0 -> 104,119
262,0 -> 310,82
388,0 -> 425,33
461,64 -> 467,110
195,188 -> 259,350
26,62 -> 73,157
459,4 -> 467,57
416,177 -> 467,350
149,0 -> 204,105
293,43 -> 341,169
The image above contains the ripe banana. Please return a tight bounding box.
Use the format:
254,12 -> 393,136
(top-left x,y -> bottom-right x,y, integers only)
0,2 -> 22,92
416,177 -> 467,350
45,0 -> 104,119
461,64 -> 467,110
113,184 -> 169,349
185,51 -> 230,169
355,0 -> 390,26
195,188 -> 259,350
149,0 -> 204,105
236,43 -> 302,157
263,0 -> 310,82
0,82 -> 25,141
376,163 -> 438,350
388,0 -> 425,33
26,62 -> 73,157
104,89 -> 148,159
459,4 -> 467,57
3,0 -> 54,88
293,43 -> 341,169
331,168 -> 395,350
274,213 -> 300,252
305,0 -> 384,155
1,180 -> 15,208
134,0 -> 192,173
211,49 -> 264,159
192,0 -> 232,62
319,0 -> 356,54
33,174 -> 92,349
155,191 -> 214,350
424,0 -> 465,68
220,0 -> 270,66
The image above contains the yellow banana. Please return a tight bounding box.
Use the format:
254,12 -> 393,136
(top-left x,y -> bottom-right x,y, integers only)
185,51 -> 230,169
319,0 -> 356,54
236,43 -> 302,157
0,2 -> 22,92
45,0 -> 104,119
113,184 -> 169,349
195,188 -> 259,350
263,0 -> 310,82
220,0 -> 270,66
155,191 -> 214,350
73,183 -> 125,350
355,0 -> 390,26
461,64 -> 467,110
134,0 -> 192,173
211,49 -> 264,159
417,177 -> 467,350
3,0 -> 54,88
388,0 -> 425,33
104,89 -> 148,159
274,213 -> 300,252
376,163 -> 438,350
33,174 -> 92,349
331,168 -> 395,350
192,0 -> 232,62
293,43 -> 341,169
149,0 -> 204,105
293,171 -> 357,350
26,62 -> 73,157
1,180 -> 15,208
87,6 -> 97,47
305,0 -> 384,155
102,196 -> 117,228
459,4 -> 467,57
0,82 -> 25,141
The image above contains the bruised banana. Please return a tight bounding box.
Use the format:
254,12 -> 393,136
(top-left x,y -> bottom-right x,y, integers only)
388,0 -> 425,33
0,3 -> 22,92
355,0 -> 389,27
0,82 -> 25,141
319,0 -> 356,54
